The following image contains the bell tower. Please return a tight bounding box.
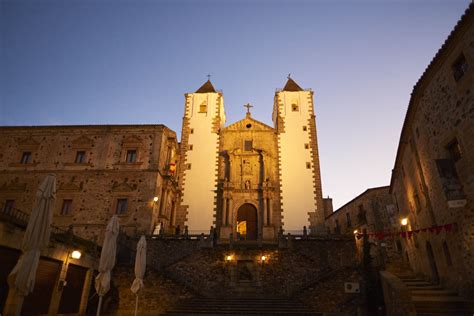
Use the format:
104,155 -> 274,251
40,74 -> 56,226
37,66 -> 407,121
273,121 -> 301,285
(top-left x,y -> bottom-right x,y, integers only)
272,77 -> 325,233
177,80 -> 226,234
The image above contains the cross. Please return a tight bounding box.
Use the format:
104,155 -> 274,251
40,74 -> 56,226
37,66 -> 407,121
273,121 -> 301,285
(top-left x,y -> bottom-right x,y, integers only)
207,74 -> 211,80
244,103 -> 253,114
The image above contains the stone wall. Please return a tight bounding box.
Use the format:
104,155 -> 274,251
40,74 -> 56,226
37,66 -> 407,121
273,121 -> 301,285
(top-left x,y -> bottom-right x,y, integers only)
137,238 -> 357,298
300,266 -> 364,314
379,271 -> 416,316
0,125 -> 179,242
106,265 -> 193,316
389,3 -> 474,298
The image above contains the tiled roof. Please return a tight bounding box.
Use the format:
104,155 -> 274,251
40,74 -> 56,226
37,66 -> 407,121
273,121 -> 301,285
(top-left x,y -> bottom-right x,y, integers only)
195,80 -> 217,93
282,78 -> 304,91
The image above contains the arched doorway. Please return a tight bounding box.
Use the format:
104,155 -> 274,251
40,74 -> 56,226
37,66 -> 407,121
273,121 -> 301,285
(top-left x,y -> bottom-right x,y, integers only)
426,241 -> 440,284
236,203 -> 258,240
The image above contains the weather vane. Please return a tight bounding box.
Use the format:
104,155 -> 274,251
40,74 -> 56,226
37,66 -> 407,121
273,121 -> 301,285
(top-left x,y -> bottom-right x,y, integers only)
287,73 -> 291,79
207,74 -> 211,80
244,103 -> 253,115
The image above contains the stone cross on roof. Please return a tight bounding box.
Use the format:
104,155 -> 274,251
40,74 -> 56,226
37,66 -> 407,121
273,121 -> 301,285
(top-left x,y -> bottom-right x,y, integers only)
244,103 -> 253,116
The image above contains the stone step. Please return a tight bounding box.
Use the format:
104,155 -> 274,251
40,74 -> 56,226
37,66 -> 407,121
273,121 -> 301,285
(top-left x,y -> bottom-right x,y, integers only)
164,298 -> 319,315
169,308 -> 316,312
403,281 -> 435,287
417,312 -> 473,316
409,289 -> 458,297
175,305 -> 314,310
401,278 -> 428,283
406,284 -> 443,289
179,304 -> 311,309
412,296 -> 472,303
164,313 -> 322,315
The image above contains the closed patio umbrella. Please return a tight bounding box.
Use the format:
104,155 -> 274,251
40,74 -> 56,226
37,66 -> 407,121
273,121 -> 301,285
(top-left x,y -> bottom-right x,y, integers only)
95,215 -> 120,316
131,235 -> 147,316
8,173 -> 57,296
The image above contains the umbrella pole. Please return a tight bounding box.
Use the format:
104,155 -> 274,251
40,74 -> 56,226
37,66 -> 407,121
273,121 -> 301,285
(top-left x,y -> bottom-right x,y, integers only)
97,296 -> 103,316
134,294 -> 139,316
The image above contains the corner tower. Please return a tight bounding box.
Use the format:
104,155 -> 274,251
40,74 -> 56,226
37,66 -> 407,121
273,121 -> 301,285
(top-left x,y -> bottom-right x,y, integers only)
272,77 -> 324,233
177,80 -> 226,234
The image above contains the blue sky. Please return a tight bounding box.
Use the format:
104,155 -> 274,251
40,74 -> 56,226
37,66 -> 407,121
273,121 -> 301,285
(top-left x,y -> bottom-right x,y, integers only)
0,0 -> 470,209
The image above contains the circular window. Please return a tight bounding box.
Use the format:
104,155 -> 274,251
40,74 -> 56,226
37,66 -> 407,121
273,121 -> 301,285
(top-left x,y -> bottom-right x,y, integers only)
246,124 -> 252,128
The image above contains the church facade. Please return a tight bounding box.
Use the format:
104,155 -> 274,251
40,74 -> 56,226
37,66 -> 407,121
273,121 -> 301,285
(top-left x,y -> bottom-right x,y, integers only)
177,78 -> 325,239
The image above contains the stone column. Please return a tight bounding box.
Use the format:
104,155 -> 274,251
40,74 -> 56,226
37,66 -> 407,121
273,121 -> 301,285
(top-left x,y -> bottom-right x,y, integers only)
159,188 -> 168,216
263,194 -> 268,226
228,199 -> 233,227
222,197 -> 227,226
267,197 -> 271,225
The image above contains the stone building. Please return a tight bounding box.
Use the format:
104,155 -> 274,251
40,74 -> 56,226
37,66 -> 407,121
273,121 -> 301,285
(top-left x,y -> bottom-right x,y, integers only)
177,77 -> 325,238
325,186 -> 399,265
325,186 -> 397,236
389,3 -> 474,297
0,124 -> 179,241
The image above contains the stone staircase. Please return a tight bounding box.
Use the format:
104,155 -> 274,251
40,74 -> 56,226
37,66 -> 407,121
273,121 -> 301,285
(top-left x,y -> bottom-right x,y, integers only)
162,297 -> 322,315
387,263 -> 474,315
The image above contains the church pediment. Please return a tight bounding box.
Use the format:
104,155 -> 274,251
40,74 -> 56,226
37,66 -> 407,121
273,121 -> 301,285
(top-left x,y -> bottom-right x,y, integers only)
224,116 -> 274,132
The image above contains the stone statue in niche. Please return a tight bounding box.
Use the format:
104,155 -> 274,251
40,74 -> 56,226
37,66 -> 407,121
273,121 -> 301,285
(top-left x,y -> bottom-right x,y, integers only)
245,179 -> 251,190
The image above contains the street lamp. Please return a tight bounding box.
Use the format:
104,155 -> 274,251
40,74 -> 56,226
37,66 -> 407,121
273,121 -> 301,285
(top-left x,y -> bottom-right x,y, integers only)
401,218 -> 408,226
153,196 -> 159,202
71,250 -> 82,259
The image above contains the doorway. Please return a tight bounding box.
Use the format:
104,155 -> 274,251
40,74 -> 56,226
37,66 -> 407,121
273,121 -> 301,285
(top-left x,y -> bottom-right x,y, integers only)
236,203 -> 258,240
425,241 -> 440,284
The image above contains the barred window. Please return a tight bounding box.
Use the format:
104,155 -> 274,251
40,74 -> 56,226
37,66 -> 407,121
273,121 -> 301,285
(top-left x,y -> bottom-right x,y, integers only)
116,198 -> 128,215
60,199 -> 73,215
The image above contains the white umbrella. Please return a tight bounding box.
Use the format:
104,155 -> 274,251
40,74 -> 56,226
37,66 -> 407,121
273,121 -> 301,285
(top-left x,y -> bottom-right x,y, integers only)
131,235 -> 147,316
8,173 -> 56,295
95,215 -> 120,316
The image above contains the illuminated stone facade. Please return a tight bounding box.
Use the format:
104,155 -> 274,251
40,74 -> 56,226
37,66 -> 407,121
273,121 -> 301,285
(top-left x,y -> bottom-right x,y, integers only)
0,125 -> 179,241
177,81 -> 226,234
177,78 -> 325,238
389,4 -> 474,297
0,79 -> 326,241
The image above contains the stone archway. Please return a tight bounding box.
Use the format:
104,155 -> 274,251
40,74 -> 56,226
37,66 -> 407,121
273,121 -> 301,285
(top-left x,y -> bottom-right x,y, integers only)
236,203 -> 258,240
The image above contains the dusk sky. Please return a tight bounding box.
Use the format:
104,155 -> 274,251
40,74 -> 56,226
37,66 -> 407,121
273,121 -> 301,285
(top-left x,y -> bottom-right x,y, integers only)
0,0 -> 470,209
